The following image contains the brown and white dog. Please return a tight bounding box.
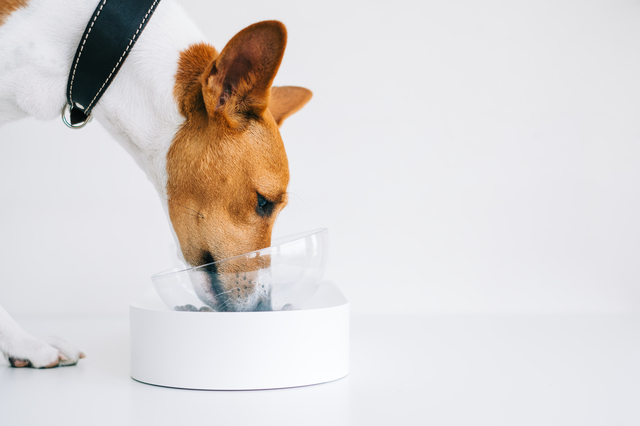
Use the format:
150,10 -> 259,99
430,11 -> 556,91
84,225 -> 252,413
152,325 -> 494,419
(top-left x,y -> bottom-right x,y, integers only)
0,0 -> 311,367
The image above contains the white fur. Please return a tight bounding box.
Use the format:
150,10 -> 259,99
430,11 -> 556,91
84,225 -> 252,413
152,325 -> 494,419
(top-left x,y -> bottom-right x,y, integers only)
191,268 -> 272,312
0,304 -> 83,367
0,0 -> 206,366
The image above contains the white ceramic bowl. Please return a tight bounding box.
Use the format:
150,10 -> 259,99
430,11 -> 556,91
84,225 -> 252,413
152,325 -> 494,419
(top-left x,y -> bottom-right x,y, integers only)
151,228 -> 328,312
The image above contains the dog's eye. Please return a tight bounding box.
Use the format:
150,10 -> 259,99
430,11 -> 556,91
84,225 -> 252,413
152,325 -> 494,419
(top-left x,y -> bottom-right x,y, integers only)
256,193 -> 275,217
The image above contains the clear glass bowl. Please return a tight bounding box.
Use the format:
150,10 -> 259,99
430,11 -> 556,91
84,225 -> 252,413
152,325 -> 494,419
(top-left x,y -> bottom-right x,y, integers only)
151,228 -> 328,312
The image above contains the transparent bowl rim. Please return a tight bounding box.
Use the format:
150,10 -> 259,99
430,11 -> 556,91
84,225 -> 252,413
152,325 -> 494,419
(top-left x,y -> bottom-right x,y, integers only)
151,228 -> 329,280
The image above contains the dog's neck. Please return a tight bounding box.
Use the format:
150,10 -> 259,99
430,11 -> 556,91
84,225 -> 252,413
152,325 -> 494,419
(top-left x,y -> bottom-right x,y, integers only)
91,1 -> 205,199
0,0 -> 204,198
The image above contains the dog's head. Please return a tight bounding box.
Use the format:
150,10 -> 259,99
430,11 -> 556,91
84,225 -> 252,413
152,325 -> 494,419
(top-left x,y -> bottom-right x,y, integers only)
168,21 -> 311,311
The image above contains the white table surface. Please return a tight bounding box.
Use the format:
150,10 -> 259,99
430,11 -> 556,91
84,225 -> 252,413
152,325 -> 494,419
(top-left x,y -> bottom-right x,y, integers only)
1,313 -> 639,425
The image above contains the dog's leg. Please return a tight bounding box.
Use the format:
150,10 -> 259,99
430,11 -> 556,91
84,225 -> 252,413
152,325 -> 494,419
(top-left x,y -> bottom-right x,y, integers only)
0,304 -> 85,368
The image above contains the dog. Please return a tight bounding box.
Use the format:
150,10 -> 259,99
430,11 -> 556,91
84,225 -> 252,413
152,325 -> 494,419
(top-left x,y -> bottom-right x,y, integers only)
0,0 -> 312,368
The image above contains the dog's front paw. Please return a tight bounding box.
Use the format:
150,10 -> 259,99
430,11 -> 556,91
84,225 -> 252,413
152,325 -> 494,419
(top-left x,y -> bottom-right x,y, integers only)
44,336 -> 86,367
3,335 -> 85,368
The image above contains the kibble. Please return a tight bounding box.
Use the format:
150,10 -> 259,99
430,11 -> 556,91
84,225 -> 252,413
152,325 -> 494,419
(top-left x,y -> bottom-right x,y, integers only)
174,304 -> 198,312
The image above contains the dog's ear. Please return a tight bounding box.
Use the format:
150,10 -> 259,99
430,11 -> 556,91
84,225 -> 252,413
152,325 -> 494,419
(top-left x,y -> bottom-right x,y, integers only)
202,21 -> 286,127
269,86 -> 312,127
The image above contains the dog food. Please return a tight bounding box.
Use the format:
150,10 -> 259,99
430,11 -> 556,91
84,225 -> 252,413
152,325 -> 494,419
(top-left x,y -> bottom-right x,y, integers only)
174,304 -> 213,312
174,304 -> 296,312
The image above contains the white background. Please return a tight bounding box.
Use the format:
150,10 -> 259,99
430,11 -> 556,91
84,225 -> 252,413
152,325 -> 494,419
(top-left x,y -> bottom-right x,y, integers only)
1,0 -> 640,315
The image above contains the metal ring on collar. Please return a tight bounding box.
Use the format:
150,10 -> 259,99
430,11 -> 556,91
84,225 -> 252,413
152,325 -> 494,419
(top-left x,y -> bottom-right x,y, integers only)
61,103 -> 92,129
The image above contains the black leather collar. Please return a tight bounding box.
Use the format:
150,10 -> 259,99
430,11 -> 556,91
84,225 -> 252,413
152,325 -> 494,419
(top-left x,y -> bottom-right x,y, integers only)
62,0 -> 161,128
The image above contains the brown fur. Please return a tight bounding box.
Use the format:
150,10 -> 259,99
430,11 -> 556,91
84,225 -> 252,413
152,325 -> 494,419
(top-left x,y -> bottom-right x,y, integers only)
167,21 -> 311,309
0,0 -> 29,26
269,86 -> 313,126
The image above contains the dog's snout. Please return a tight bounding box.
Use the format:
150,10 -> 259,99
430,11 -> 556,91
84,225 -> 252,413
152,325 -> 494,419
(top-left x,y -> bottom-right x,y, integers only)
198,266 -> 272,312
200,251 -> 216,267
